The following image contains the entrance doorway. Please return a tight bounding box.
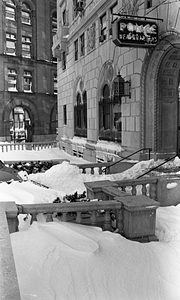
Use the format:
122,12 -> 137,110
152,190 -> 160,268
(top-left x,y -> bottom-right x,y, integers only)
9,106 -> 32,142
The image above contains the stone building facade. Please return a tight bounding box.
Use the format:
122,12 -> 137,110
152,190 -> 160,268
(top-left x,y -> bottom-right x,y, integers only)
0,0 -> 57,143
53,0 -> 180,161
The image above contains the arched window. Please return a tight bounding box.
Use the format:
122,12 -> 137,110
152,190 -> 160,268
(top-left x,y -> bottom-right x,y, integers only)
99,84 -> 121,142
21,2 -> 31,25
5,0 -> 16,20
9,106 -> 32,142
74,92 -> 87,137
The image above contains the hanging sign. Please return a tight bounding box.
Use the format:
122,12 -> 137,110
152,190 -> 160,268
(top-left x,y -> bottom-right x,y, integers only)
112,18 -> 158,47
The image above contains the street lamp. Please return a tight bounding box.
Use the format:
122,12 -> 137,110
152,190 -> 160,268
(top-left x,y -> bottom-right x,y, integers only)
113,71 -> 131,103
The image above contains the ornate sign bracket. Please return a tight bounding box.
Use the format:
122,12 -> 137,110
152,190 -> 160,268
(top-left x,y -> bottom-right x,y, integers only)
112,14 -> 163,22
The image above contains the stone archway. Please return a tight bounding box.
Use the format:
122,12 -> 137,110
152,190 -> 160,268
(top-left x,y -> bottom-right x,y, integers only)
141,32 -> 180,158
2,98 -> 39,142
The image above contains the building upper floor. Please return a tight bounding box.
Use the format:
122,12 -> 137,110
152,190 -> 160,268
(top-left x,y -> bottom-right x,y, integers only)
0,0 -> 57,62
53,0 -> 180,64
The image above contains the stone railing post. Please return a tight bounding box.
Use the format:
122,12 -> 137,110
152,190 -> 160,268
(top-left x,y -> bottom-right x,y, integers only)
115,195 -> 160,242
0,203 -> 21,299
1,202 -> 19,233
84,180 -> 118,200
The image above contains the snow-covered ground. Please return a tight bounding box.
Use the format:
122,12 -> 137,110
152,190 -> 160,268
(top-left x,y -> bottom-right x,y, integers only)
0,147 -> 180,300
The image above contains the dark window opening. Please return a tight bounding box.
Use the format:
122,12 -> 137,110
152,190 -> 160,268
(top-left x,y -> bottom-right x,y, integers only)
74,39 -> 78,61
62,51 -> 66,70
80,33 -> 85,56
63,105 -> 67,125
146,0 -> 152,9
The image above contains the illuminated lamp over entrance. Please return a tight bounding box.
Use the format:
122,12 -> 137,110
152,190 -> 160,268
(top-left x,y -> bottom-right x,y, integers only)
112,17 -> 159,48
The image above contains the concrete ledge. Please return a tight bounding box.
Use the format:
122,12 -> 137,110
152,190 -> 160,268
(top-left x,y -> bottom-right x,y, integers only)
0,203 -> 21,300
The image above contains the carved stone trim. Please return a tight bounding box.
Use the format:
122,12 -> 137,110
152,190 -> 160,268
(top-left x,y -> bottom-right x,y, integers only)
141,32 -> 180,154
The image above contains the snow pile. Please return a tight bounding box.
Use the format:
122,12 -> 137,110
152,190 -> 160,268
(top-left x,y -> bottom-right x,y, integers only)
156,204 -> 180,242
11,220 -> 180,300
0,148 -> 180,299
28,159 -> 156,195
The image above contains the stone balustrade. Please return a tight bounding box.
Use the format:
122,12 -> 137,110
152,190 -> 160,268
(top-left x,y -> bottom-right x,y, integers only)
0,141 -> 57,152
84,178 -> 158,201
77,162 -> 111,174
17,200 -> 123,233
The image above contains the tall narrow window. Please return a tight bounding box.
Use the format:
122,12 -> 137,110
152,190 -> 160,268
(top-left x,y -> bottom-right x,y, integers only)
51,10 -> 57,62
63,105 -> 67,125
23,70 -> 32,92
62,51 -> 66,70
22,36 -> 31,58
110,2 -> 118,36
82,91 -> 87,130
62,9 -> 69,26
73,0 -> 78,19
6,33 -> 16,55
8,69 -> 17,91
146,0 -> 152,8
21,3 -> 31,25
5,0 -> 16,20
74,39 -> 78,61
54,73 -> 57,94
80,33 -> 85,56
99,13 -> 107,42
74,92 -> 87,137
99,84 -> 121,142
50,103 -> 58,134
52,11 -> 57,37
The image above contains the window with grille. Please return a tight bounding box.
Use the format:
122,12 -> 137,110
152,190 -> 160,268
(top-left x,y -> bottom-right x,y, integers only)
8,69 -> 17,91
74,39 -> 78,61
99,84 -> 121,142
80,33 -> 85,56
74,91 -> 87,137
22,36 -> 31,58
5,0 -> 16,20
21,3 -> 31,24
23,70 -> 32,92
6,33 -> 16,55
